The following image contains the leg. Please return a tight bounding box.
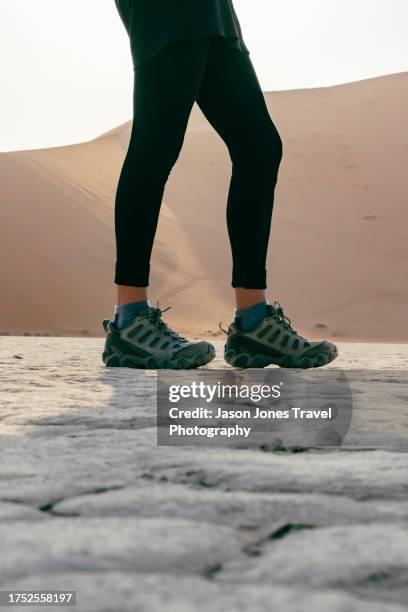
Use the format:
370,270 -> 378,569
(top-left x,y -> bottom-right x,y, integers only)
195,40 -> 337,369
114,37 -> 212,302
104,37 -> 217,367
196,38 -> 283,307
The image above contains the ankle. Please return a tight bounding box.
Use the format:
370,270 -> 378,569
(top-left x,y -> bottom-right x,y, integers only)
116,285 -> 148,306
234,288 -> 267,310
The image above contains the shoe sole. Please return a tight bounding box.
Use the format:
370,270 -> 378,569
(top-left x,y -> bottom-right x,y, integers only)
224,345 -> 338,369
102,344 -> 216,370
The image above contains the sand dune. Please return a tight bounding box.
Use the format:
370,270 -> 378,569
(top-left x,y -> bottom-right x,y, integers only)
0,72 -> 407,339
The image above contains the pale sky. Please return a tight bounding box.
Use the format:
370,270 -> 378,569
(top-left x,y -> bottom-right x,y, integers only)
1,0 -> 407,152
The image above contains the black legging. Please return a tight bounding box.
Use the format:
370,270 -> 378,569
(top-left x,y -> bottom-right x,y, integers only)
115,36 -> 282,289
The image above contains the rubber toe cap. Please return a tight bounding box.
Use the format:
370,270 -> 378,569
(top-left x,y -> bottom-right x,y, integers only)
176,341 -> 214,358
303,340 -> 337,358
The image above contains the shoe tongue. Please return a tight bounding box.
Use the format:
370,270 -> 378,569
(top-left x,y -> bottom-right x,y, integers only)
138,306 -> 154,316
266,304 -> 276,316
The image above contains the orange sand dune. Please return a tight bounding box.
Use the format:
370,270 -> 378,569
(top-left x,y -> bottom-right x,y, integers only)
0,72 -> 407,340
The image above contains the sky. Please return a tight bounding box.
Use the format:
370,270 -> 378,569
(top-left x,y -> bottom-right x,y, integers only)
1,0 -> 407,151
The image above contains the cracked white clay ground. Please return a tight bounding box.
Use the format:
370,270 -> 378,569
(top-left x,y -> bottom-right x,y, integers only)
0,338 -> 408,611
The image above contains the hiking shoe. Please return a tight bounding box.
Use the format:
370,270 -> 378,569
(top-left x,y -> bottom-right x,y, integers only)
223,302 -> 338,369
102,305 -> 215,369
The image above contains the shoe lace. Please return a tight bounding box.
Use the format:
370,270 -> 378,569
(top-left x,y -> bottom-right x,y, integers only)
148,304 -> 187,342
271,301 -> 302,337
219,302 -> 297,336
219,322 -> 229,335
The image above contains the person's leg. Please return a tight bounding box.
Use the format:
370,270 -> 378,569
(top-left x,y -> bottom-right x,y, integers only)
114,38 -> 212,300
103,38 -> 216,368
196,38 -> 283,313
196,38 -> 337,368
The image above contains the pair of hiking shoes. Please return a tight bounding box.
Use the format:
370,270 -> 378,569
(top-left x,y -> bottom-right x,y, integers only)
102,302 -> 337,370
